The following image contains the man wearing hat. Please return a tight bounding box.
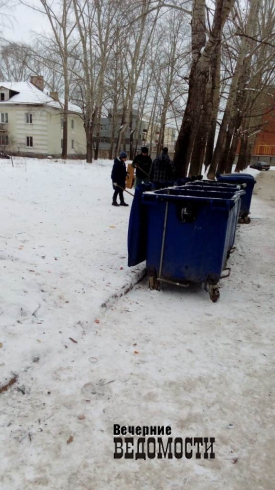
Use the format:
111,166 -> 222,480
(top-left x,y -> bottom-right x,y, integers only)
111,151 -> 129,206
132,146 -> 152,187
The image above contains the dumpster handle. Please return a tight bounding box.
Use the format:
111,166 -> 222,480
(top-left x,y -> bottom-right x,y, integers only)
157,277 -> 190,288
159,201 -> 169,279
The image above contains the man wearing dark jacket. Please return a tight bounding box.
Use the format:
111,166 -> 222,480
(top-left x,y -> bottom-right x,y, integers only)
111,151 -> 129,206
149,147 -> 173,183
132,146 -> 152,187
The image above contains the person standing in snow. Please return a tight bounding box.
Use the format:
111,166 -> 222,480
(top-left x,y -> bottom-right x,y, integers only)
111,151 -> 129,206
149,147 -> 173,183
132,146 -> 152,187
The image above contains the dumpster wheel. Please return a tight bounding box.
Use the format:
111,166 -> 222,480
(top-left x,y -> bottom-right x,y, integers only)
149,275 -> 160,291
209,285 -> 220,303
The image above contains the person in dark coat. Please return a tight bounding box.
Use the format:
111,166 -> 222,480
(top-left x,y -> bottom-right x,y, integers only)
111,151 -> 129,206
149,147 -> 173,183
132,146 -> 152,187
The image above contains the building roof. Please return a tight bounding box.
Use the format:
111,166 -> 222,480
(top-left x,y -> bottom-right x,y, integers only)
0,81 -> 82,113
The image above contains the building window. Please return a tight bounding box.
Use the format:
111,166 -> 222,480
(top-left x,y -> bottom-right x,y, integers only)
26,136 -> 33,147
71,119 -> 74,129
26,113 -> 33,124
0,135 -> 8,145
0,113 -> 8,123
0,93 -> 5,101
71,139 -> 74,149
61,139 -> 63,148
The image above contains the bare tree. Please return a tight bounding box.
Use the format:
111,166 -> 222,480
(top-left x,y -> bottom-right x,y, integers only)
114,0 -> 160,156
19,0 -> 77,159
72,0 -> 121,162
152,9 -> 188,155
235,0 -> 275,171
0,39 -> 65,90
173,0 -> 236,177
207,0 -> 275,177
0,0 -> 15,29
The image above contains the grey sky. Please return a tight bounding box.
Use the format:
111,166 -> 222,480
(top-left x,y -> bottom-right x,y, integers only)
1,1 -> 50,43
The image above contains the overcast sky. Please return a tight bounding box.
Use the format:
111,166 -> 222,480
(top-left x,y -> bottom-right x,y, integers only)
1,1 -> 50,43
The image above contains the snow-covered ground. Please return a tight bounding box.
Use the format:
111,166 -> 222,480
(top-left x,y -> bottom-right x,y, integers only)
0,158 -> 274,489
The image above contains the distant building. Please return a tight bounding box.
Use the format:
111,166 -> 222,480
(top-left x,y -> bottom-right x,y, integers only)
253,109 -> 275,160
140,115 -> 177,159
0,76 -> 178,159
93,110 -> 145,158
0,76 -> 86,157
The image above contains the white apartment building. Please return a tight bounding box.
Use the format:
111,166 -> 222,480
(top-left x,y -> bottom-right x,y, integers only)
0,76 -> 86,157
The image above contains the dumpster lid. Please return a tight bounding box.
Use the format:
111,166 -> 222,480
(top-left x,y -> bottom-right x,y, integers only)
188,180 -> 243,189
142,188 -> 244,209
216,173 -> 256,183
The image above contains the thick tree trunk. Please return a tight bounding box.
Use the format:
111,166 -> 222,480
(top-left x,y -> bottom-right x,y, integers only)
86,124 -> 93,163
203,49 -> 221,173
173,46 -> 204,177
225,132 -> 239,173
207,109 -> 229,178
115,106 -> 128,155
108,95 -> 119,160
62,113 -> 68,159
94,108 -> 102,161
235,135 -> 248,172
108,110 -> 117,160
174,0 -> 235,177
207,0 -> 261,177
61,73 -> 68,159
204,117 -> 217,175
94,129 -> 100,160
129,110 -> 135,160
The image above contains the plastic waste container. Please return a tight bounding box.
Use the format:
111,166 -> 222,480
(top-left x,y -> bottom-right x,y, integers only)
142,187 -> 244,301
216,173 -> 256,222
128,183 -> 153,267
128,181 -> 184,266
179,183 -> 244,251
164,186 -> 244,253
185,180 -> 246,191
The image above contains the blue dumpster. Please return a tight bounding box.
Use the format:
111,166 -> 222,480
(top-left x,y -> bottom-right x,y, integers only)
128,183 -> 153,267
216,173 -> 256,222
162,186 -> 244,253
175,177 -> 192,186
142,187 -> 244,301
128,181 -> 184,266
179,183 -> 244,250
182,180 -> 242,191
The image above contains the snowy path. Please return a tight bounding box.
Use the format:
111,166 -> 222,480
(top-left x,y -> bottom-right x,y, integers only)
0,160 -> 274,489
